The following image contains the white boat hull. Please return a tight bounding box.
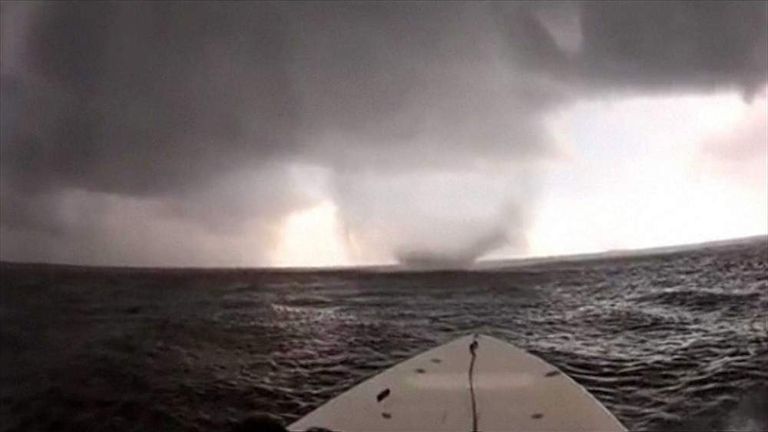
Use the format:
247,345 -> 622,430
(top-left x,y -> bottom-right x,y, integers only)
290,334 -> 626,431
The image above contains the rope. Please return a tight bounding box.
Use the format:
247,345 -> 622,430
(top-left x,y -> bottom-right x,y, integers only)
468,336 -> 479,432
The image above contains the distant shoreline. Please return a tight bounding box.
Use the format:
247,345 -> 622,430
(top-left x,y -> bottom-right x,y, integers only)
475,234 -> 768,270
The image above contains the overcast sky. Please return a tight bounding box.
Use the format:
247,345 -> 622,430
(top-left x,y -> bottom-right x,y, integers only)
1,1 -> 766,267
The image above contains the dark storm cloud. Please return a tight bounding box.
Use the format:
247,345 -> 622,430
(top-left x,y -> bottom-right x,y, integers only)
286,2 -> 559,169
3,2 -> 298,196
576,1 -> 768,98
1,2 -> 307,262
1,1 -> 766,265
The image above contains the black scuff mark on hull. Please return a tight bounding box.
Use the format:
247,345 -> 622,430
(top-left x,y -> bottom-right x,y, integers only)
376,388 -> 390,402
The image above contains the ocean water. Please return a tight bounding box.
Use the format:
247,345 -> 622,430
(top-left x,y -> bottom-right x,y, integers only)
1,239 -> 766,431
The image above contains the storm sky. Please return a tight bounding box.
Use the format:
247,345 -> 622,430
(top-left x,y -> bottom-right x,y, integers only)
1,1 -> 766,267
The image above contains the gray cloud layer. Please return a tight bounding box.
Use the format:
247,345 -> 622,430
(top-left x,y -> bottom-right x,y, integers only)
1,2 -> 766,266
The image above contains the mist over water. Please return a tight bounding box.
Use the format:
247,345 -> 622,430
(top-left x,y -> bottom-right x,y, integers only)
1,239 -> 766,431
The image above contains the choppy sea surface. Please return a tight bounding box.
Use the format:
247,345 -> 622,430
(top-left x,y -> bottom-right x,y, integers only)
1,238 -> 767,432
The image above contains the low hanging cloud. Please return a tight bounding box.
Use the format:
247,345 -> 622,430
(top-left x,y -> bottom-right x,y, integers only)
1,2 -> 766,266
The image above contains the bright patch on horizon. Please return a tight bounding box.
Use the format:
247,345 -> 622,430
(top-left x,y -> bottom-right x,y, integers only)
528,91 -> 768,257
272,201 -> 349,268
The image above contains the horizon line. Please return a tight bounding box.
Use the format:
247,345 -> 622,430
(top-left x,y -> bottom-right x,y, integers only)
1,233 -> 765,272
